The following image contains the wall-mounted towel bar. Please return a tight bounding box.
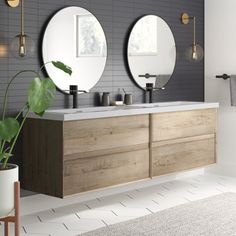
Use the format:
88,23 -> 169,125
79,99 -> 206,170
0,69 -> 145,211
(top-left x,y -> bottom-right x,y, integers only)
216,74 -> 236,106
216,74 -> 231,80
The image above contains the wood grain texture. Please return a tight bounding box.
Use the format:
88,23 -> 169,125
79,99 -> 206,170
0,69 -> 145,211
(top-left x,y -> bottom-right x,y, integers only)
64,143 -> 148,161
22,119 -> 63,197
22,108 -> 217,197
63,115 -> 149,156
152,134 -> 215,148
23,115 -> 150,197
151,109 -> 217,142
63,149 -> 149,196
152,136 -> 216,176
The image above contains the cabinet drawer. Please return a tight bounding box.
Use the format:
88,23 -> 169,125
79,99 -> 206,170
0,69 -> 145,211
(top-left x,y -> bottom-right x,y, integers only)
63,115 -> 149,156
63,149 -> 149,196
151,109 -> 217,142
152,136 -> 216,176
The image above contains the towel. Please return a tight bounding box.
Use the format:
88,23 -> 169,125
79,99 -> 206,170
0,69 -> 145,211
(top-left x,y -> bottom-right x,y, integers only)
230,75 -> 236,106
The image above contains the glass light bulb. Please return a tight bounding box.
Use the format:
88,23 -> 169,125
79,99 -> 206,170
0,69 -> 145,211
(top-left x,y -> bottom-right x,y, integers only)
19,45 -> 26,57
186,44 -> 204,62
192,45 -> 198,60
0,45 -> 8,57
10,34 -> 35,59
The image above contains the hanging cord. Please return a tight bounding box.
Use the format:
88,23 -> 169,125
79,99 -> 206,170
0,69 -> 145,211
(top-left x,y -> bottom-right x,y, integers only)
21,0 -> 24,35
193,16 -> 196,46
19,0 -> 26,56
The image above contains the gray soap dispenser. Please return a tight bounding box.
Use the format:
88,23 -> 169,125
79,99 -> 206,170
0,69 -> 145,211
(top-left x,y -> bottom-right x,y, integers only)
102,92 -> 110,106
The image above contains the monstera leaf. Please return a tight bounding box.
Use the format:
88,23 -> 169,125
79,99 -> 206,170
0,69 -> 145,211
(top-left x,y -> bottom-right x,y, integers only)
0,118 -> 20,142
28,78 -> 56,116
52,61 -> 72,76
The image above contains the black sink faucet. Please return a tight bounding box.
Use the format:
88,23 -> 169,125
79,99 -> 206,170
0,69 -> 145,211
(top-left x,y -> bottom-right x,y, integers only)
146,83 -> 154,103
145,83 -> 165,103
69,85 -> 87,108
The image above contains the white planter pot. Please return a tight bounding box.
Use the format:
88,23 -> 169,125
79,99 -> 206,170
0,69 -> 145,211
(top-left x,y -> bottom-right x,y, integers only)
0,164 -> 19,217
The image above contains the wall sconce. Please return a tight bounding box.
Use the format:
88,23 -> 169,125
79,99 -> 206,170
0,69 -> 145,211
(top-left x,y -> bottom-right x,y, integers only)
7,0 -> 35,58
181,13 -> 204,62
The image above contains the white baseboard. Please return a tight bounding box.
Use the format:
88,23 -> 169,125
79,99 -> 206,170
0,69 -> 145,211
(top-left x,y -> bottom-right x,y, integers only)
205,162 -> 236,177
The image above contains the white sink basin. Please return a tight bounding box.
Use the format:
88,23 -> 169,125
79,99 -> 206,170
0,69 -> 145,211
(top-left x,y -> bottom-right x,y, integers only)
47,105 -> 142,114
130,101 -> 201,108
27,101 -> 218,121
46,101 -> 202,115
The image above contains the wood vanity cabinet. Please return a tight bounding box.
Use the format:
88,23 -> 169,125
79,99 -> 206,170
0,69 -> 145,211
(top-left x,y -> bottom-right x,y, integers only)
150,109 -> 217,177
23,115 -> 150,198
22,108 -> 217,198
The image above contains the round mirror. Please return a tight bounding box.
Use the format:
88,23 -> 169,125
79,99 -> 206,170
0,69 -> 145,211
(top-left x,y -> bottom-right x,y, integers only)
42,6 -> 107,93
127,15 -> 176,90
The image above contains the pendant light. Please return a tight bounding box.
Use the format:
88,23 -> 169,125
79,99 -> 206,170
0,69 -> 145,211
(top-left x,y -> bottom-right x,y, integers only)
181,13 -> 204,62
7,0 -> 35,58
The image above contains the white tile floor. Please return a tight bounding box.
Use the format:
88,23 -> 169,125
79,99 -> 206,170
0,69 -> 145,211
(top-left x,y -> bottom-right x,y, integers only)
1,173 -> 236,236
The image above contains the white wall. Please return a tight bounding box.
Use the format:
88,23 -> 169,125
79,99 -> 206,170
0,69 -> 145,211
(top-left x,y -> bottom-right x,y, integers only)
205,0 -> 236,176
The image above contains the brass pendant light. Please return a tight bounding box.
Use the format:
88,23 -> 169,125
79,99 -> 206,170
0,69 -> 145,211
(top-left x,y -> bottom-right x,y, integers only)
181,13 -> 204,62
7,0 -> 35,58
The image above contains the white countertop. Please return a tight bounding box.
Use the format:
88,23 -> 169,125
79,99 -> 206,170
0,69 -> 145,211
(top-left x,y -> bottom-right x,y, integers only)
26,101 -> 219,121
27,101 -> 219,121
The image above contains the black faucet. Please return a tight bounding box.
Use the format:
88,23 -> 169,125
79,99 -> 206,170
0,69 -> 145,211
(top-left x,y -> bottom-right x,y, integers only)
69,85 -> 87,108
145,83 -> 165,103
146,83 -> 154,103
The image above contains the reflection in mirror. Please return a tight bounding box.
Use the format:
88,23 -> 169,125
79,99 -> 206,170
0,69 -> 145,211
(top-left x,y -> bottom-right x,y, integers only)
42,7 -> 107,93
127,15 -> 176,90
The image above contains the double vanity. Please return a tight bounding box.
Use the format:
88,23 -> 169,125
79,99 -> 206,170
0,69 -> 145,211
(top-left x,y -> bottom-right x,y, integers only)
22,102 -> 218,198
20,6 -> 213,198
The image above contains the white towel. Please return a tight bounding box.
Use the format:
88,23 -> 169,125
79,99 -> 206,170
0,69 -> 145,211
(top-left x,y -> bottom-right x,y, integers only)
230,75 -> 236,106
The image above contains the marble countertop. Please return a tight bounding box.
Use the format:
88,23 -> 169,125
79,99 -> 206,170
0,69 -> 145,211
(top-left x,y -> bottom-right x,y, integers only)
27,101 -> 219,121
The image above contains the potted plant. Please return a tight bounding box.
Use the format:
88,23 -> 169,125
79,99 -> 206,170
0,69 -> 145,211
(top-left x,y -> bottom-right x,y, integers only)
0,61 -> 72,217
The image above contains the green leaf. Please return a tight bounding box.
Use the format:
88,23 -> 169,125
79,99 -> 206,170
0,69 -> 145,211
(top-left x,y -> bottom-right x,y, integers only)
28,78 -> 56,116
36,111 -> 45,117
0,118 -> 20,142
52,61 -> 72,76
0,152 -> 13,162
